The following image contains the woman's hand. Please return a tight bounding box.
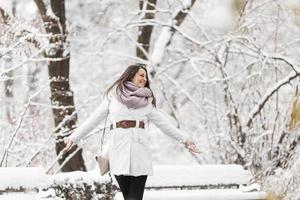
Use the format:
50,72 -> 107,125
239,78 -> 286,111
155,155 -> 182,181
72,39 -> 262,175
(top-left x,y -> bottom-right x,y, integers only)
183,140 -> 201,154
62,139 -> 74,153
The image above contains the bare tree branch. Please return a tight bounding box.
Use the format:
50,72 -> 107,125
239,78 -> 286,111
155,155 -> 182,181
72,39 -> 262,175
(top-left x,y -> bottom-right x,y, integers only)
246,71 -> 300,128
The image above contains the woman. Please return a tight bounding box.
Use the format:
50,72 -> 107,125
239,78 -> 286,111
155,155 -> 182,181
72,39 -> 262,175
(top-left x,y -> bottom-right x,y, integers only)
63,63 -> 200,200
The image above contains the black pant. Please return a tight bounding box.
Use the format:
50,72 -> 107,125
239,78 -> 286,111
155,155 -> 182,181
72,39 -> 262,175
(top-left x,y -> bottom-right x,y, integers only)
114,175 -> 148,200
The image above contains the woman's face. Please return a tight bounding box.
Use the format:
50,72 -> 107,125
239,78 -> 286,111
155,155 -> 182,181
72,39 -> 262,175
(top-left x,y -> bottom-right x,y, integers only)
131,68 -> 147,88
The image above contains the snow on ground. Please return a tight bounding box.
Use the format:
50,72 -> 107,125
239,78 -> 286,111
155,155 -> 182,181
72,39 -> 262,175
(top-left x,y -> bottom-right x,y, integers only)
114,189 -> 267,200
0,189 -> 267,200
0,192 -> 62,200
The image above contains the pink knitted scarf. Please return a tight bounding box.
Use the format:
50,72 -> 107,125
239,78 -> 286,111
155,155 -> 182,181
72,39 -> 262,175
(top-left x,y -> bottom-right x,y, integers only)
116,81 -> 152,109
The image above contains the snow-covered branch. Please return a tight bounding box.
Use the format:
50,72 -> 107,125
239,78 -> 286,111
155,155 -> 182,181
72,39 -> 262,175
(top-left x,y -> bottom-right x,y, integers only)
150,0 -> 197,69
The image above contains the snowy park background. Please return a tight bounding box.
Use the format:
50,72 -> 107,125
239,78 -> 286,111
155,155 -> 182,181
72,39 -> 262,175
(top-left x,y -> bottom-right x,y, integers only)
1,0 -> 300,199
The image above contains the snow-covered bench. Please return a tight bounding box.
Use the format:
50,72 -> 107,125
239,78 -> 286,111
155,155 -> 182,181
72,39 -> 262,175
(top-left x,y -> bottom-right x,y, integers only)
146,164 -> 253,189
114,164 -> 267,200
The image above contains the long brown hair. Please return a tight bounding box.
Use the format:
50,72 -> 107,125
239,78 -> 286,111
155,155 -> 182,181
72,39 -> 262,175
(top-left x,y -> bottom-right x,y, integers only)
105,63 -> 156,107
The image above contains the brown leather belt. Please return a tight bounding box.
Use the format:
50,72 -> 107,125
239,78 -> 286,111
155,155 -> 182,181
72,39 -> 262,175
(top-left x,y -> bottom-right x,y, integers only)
110,120 -> 145,130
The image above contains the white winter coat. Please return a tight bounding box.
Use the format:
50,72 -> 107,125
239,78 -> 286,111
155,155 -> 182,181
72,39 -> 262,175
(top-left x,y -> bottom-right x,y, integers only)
68,91 -> 192,176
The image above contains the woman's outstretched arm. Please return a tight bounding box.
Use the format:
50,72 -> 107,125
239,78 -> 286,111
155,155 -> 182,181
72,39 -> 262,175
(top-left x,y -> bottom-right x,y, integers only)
66,96 -> 110,144
147,107 -> 200,153
146,107 -> 191,141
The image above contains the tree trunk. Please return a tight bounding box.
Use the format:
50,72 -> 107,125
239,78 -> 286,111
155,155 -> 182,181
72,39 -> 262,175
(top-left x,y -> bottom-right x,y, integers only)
34,0 -> 86,172
136,0 -> 157,60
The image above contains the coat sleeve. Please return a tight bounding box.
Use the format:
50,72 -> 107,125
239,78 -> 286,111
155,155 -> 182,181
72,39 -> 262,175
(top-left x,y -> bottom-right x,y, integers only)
146,107 -> 192,143
67,97 -> 110,144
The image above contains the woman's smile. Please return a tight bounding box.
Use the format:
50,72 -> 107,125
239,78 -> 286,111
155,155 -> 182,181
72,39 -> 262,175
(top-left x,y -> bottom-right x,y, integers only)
132,68 -> 147,88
